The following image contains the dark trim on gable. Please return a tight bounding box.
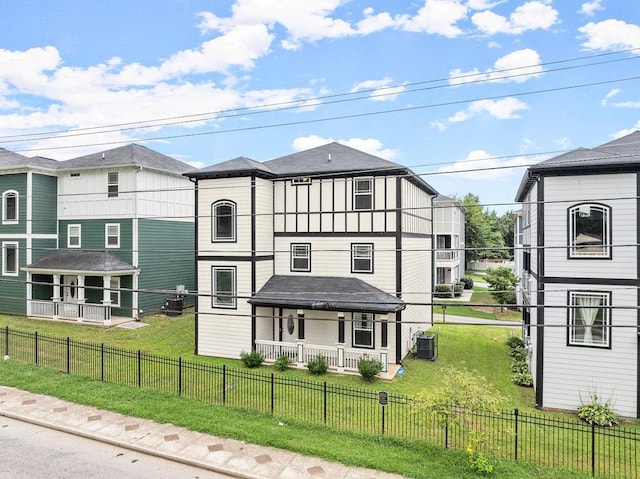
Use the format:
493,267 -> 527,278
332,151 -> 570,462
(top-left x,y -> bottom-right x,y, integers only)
197,255 -> 274,262
251,175 -> 257,349
543,276 -> 640,286
535,176 -> 545,408
395,176 -> 403,364
192,178 -> 199,355
274,231 -> 396,238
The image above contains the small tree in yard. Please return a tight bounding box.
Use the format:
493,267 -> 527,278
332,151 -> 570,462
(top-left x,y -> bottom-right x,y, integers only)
485,266 -> 519,312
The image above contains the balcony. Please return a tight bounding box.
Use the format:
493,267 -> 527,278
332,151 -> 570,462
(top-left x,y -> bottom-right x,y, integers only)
436,250 -> 460,262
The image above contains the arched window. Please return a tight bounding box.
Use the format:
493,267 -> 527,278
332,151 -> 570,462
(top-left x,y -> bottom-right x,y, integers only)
2,190 -> 18,224
568,203 -> 610,258
211,200 -> 236,242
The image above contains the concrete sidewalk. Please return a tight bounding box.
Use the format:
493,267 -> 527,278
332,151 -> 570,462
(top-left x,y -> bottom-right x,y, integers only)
0,385 -> 405,479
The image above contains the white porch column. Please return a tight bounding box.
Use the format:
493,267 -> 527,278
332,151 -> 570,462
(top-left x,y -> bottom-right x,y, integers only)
52,274 -> 61,320
26,272 -> 32,317
102,275 -> 112,326
336,312 -> 345,372
76,275 -> 86,322
380,347 -> 389,373
296,339 -> 305,366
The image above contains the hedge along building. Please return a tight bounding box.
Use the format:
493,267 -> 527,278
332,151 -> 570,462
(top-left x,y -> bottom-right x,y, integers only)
0,144 -> 195,325
185,142 -> 437,375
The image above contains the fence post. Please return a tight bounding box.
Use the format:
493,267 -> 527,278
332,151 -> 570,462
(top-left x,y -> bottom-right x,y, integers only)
382,405 -> 385,435
514,408 -> 519,461
101,343 -> 104,382
445,421 -> 449,449
271,373 -> 274,415
591,423 -> 596,477
66,337 -> 70,374
137,350 -> 141,388
35,331 -> 38,364
178,357 -> 182,397
4,325 -> 8,357
323,382 -> 328,424
222,365 -> 227,405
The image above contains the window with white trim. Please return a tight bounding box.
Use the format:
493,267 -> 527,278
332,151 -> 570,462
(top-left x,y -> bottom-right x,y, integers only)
291,177 -> 311,185
212,266 -> 236,308
353,177 -> 373,210
290,243 -> 311,272
569,204 -> 610,258
109,277 -> 121,306
2,190 -> 18,224
353,312 -> 374,348
211,200 -> 236,242
351,243 -> 373,273
107,172 -> 119,198
568,291 -> 610,348
68,224 -> 81,248
2,242 -> 18,276
105,223 -> 120,248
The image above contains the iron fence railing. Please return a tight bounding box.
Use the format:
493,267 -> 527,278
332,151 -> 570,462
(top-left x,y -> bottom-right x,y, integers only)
1,326 -> 638,478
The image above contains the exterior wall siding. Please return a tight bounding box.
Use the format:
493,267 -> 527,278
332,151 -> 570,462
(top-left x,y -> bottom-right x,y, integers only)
31,173 -> 58,236
58,219 -> 133,265
137,218 -> 195,313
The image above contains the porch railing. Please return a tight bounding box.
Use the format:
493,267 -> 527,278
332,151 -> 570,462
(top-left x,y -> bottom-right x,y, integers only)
436,250 -> 459,261
27,300 -> 111,325
255,340 -> 388,373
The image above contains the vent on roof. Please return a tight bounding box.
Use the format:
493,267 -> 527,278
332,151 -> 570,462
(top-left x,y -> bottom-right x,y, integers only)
292,177 -> 311,185
70,173 -> 80,178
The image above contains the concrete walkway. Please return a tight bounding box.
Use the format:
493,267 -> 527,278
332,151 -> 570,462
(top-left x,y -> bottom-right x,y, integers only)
0,385 -> 405,479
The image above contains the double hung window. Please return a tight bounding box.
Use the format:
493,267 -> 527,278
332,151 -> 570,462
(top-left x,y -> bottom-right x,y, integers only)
2,242 -> 18,276
290,243 -> 311,272
212,266 -> 236,308
212,200 -> 236,242
353,312 -> 374,348
105,224 -> 120,248
568,291 -> 610,348
107,172 -> 119,198
353,178 -> 373,210
351,243 -> 373,273
2,190 -> 18,224
68,224 -> 81,248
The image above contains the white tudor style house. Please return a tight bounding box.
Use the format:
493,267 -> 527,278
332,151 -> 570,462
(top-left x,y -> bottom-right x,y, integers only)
433,194 -> 465,287
515,131 -> 640,418
0,144 -> 194,325
185,142 -> 437,375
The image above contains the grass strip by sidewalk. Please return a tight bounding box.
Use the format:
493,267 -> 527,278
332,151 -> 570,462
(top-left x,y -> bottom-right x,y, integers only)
0,361 -> 589,479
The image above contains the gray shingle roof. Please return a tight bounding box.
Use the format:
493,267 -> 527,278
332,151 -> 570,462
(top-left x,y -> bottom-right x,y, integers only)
248,275 -> 405,313
0,149 -> 59,172
516,131 -> 640,200
58,144 -> 193,175
25,250 -> 137,274
185,156 -> 274,178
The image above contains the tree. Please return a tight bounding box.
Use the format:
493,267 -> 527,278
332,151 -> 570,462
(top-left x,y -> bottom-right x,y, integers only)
484,266 -> 519,311
461,194 -> 508,264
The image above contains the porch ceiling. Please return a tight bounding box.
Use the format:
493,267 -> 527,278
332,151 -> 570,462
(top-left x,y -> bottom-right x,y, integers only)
23,249 -> 137,275
248,275 -> 405,313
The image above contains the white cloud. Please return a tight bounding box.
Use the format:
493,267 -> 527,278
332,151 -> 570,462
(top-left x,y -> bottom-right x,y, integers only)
350,77 -> 406,101
449,48 -> 542,85
472,1 -> 559,35
579,0 -> 604,17
438,149 -> 529,180
613,121 -> 640,139
579,19 -> 640,51
396,0 -> 468,38
291,135 -> 399,159
448,97 -> 530,123
600,88 -> 640,108
356,8 -> 395,35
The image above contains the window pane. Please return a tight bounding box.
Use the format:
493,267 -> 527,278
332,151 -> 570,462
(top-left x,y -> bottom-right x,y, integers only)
569,292 -> 609,347
354,178 -> 373,210
108,172 -> 119,198
213,202 -> 235,241
5,194 -> 17,221
571,205 -> 608,256
4,245 -> 17,274
214,268 -> 235,307
352,244 -> 372,272
291,244 -> 310,271
353,313 -> 373,347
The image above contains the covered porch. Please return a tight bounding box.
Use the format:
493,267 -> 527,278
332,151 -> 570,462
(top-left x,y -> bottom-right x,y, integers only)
249,275 -> 405,376
23,250 -> 138,326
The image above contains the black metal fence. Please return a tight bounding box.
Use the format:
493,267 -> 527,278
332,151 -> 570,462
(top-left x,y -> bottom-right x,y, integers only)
1,326 -> 638,478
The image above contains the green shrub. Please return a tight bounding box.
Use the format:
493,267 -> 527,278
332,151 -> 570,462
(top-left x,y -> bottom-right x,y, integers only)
505,335 -> 525,349
507,345 -> 527,362
461,276 -> 474,289
577,393 -> 619,427
307,355 -> 328,375
240,349 -> 264,368
453,282 -> 464,297
274,354 -> 293,371
510,359 -> 528,374
434,284 -> 453,298
511,372 -> 533,387
358,356 -> 383,381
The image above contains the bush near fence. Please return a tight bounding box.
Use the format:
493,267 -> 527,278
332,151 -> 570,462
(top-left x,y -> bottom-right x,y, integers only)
1,326 -> 638,479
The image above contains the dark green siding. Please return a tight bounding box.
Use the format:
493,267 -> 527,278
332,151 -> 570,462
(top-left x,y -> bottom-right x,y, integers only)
0,238 -> 26,314
58,219 -> 133,264
137,219 -> 195,315
31,174 -> 58,235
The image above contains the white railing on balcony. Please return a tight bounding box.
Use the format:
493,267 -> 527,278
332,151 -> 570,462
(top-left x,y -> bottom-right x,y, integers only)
27,300 -> 111,325
255,340 -> 388,373
436,250 -> 459,261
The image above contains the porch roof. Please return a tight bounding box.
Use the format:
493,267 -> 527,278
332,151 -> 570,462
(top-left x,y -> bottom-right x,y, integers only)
24,250 -> 137,275
248,275 -> 405,313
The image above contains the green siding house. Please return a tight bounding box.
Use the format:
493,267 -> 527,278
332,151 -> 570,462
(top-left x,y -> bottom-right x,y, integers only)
0,144 -> 195,325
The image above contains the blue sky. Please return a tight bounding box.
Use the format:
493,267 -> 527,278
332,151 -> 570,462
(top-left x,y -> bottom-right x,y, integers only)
0,0 -> 638,212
